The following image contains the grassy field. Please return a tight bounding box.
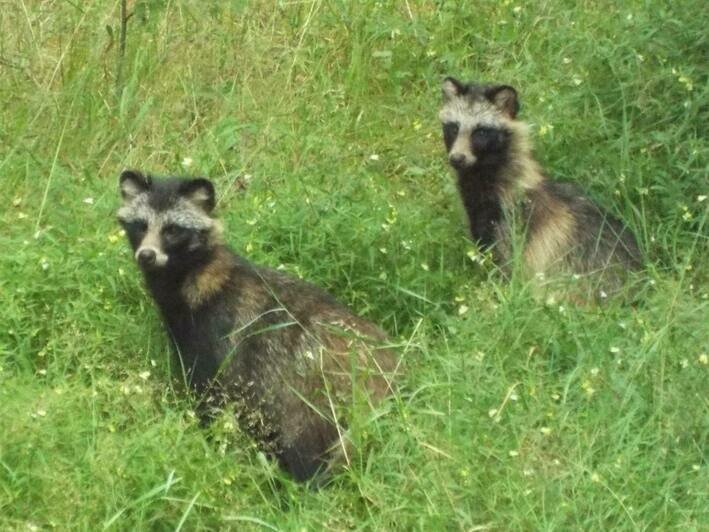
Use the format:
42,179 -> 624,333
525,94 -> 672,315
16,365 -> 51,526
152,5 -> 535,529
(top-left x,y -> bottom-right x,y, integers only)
1,0 -> 707,529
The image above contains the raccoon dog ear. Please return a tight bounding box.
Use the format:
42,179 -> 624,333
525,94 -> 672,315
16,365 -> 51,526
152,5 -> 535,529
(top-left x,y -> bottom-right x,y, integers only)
180,178 -> 216,213
486,85 -> 520,119
119,169 -> 151,201
442,77 -> 465,100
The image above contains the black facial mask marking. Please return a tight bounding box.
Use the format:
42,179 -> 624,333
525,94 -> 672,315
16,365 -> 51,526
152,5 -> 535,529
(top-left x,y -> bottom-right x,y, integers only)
443,122 -> 459,150
120,219 -> 148,250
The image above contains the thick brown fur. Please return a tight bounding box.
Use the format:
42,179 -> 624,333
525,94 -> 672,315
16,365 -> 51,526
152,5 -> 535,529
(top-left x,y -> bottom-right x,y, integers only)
117,170 -> 397,483
439,78 -> 642,299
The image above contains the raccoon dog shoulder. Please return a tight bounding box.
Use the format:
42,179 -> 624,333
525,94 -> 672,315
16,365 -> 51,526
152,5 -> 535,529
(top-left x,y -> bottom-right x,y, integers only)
117,170 -> 397,483
439,77 -> 642,298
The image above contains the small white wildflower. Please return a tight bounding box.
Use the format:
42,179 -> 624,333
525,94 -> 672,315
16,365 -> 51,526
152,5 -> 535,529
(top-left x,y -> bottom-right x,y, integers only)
509,392 -> 519,402
421,262 -> 429,271
562,57 -> 572,64
488,408 -> 498,418
467,250 -> 482,263
83,197 -> 94,205
572,76 -> 583,86
698,354 -> 708,365
677,75 -> 693,91
591,472 -> 601,482
692,464 -> 700,471
35,409 -> 47,417
18,212 -> 28,219
697,195 -> 707,202
369,154 -> 380,161
40,258 -> 49,271
182,157 -> 193,168
582,380 -> 596,397
610,346 -> 620,354
599,290 -> 608,299
509,450 -> 519,457
680,358 -> 689,369
458,304 -> 469,316
303,350 -> 315,361
512,5 -> 522,13
379,247 -> 387,254
138,371 -> 151,381
540,427 -> 551,435
590,367 -> 600,377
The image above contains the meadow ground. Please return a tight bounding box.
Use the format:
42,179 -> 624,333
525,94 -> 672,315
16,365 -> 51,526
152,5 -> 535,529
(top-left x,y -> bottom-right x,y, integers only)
0,1 -> 707,529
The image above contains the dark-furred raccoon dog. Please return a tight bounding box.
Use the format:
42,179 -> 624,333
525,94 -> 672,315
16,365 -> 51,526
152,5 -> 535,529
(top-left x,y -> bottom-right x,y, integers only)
439,77 -> 642,299
117,170 -> 397,483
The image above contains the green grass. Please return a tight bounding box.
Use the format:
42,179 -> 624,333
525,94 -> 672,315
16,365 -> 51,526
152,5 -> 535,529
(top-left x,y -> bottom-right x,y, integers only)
1,0 -> 707,529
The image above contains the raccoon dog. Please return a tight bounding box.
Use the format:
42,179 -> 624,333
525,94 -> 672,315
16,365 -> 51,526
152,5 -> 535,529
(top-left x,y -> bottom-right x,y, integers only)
117,170 -> 397,482
439,77 -> 642,299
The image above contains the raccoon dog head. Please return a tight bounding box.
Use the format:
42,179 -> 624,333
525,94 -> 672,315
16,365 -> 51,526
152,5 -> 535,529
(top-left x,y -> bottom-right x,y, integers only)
439,77 -> 519,170
117,170 -> 219,273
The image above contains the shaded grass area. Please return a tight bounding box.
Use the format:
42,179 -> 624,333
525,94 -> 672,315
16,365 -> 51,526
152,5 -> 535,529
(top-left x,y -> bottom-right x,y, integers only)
1,0 -> 707,529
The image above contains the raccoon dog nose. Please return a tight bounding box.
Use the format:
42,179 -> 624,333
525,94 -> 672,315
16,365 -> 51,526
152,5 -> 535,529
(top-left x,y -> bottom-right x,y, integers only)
449,153 -> 467,168
137,249 -> 157,267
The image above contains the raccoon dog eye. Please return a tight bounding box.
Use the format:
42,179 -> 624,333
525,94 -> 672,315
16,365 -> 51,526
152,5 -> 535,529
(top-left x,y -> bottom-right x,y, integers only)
471,126 -> 495,139
163,224 -> 188,239
443,122 -> 459,137
443,122 -> 460,147
125,220 -> 147,234
471,126 -> 501,150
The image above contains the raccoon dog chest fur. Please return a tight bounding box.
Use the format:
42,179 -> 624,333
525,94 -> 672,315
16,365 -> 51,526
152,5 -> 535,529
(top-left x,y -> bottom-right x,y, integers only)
117,170 -> 396,482
439,78 -> 642,297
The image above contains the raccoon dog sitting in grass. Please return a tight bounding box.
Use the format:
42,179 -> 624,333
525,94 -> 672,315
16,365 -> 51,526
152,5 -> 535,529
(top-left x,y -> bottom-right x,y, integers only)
439,77 -> 642,300
117,170 -> 397,483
